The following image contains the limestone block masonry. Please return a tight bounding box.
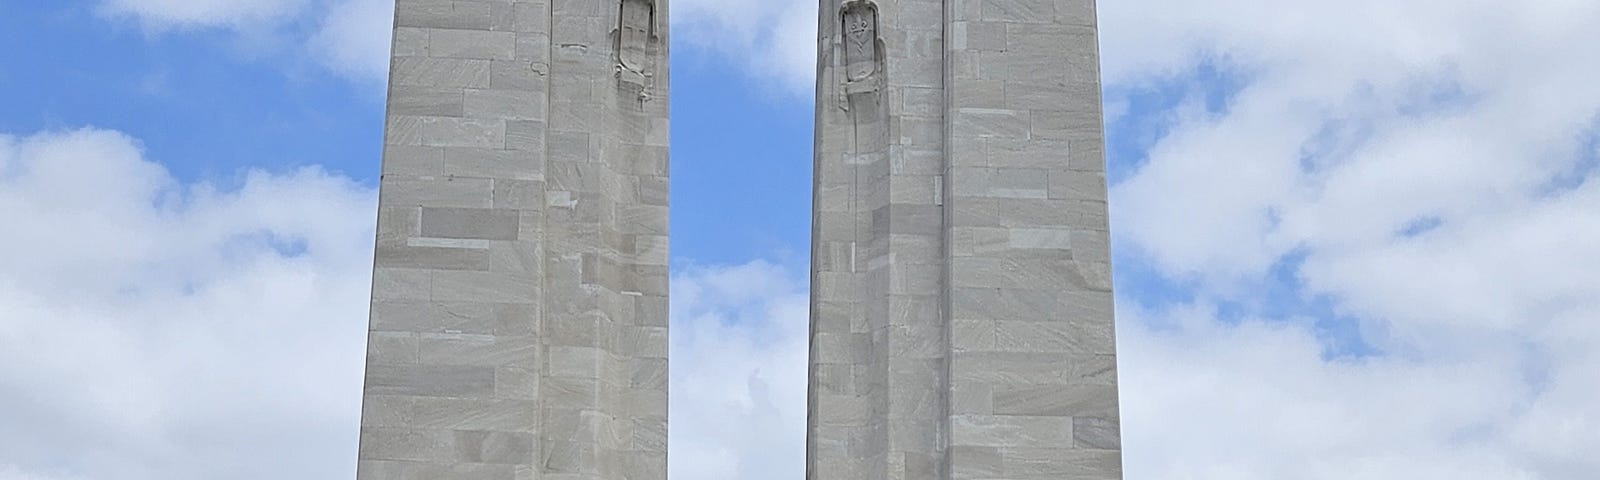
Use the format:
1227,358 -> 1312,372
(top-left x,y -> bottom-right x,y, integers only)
357,0 -> 670,478
807,0 -> 1122,478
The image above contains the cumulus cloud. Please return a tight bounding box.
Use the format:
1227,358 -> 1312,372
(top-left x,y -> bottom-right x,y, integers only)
1101,0 -> 1600,477
0,127 -> 811,479
37,1 -> 1600,478
99,0 -> 393,83
0,128 -> 376,479
673,0 -> 819,96
308,0 -> 396,83
670,261 -> 809,480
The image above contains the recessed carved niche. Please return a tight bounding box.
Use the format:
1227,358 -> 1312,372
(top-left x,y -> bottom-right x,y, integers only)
842,2 -> 880,83
617,0 -> 657,100
838,1 -> 885,112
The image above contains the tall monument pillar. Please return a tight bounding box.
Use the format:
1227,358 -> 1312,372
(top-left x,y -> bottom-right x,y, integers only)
808,0 -> 1121,478
357,0 -> 670,478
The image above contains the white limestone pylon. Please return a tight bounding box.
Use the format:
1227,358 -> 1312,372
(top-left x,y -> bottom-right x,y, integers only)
807,0 -> 1123,478
357,1 -> 670,478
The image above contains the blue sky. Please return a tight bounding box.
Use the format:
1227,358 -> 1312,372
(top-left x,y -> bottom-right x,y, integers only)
3,1 -> 1600,479
0,3 -> 383,184
0,1 -> 815,266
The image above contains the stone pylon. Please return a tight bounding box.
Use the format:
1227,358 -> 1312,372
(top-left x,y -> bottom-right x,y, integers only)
356,0 -> 670,478
807,0 -> 1122,478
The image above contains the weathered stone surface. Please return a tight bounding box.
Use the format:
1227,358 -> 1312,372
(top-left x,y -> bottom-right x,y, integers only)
360,0 -> 670,478
808,0 -> 1121,478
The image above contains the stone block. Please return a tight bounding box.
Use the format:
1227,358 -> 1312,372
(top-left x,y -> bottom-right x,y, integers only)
361,395 -> 540,433
392,58 -> 492,88
359,428 -> 456,463
388,116 -> 506,148
952,414 -> 1075,448
368,332 -> 421,364
373,268 -> 431,301
384,146 -> 446,176
981,0 -> 1057,23
381,176 -> 494,209
1074,417 -> 1121,450
998,448 -> 1122,477
420,207 -> 521,240
429,29 -> 517,60
394,28 -> 429,57
418,333 -> 540,368
992,384 -> 1119,417
365,364 -> 497,398
465,89 -> 546,121
395,2 -> 494,30
392,86 -> 465,117
952,108 -> 1031,139
454,430 -> 538,464
444,148 -> 542,180
377,244 -> 495,271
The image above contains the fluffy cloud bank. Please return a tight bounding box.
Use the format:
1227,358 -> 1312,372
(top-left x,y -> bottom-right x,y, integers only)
668,0 -> 1600,475
24,1 -> 1600,479
670,261 -> 809,480
0,128 -> 376,479
0,126 -> 815,480
672,0 -> 819,96
1101,0 -> 1600,477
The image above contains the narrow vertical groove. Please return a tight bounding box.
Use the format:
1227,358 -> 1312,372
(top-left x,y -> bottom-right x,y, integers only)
937,0 -> 955,477
536,0 -> 555,474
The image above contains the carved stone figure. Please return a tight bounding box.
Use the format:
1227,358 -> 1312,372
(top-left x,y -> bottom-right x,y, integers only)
618,0 -> 655,96
842,2 -> 878,83
838,1 -> 883,114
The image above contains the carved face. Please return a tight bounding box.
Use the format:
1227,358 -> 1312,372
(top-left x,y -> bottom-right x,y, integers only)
842,5 -> 877,81
620,0 -> 652,72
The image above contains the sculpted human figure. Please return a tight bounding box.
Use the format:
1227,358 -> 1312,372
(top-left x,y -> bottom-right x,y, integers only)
838,1 -> 883,112
842,3 -> 877,82
618,0 -> 656,98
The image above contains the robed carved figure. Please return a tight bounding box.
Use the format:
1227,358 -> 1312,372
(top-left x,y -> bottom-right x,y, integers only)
842,2 -> 878,83
837,1 -> 884,116
618,0 -> 657,96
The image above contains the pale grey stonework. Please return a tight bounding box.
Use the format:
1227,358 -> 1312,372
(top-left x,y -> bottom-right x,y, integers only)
359,0 -> 1115,477
807,0 -> 1121,479
358,0 -> 669,478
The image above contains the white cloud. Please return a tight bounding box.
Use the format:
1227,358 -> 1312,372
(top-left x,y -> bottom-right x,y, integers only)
0,126 -> 812,478
1104,0 -> 1600,281
673,0 -> 819,96
1118,307 -> 1545,480
0,128 -> 375,479
309,0 -> 396,83
34,1 -> 1600,478
1103,0 -> 1600,477
99,0 -> 393,84
669,261 -> 809,480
